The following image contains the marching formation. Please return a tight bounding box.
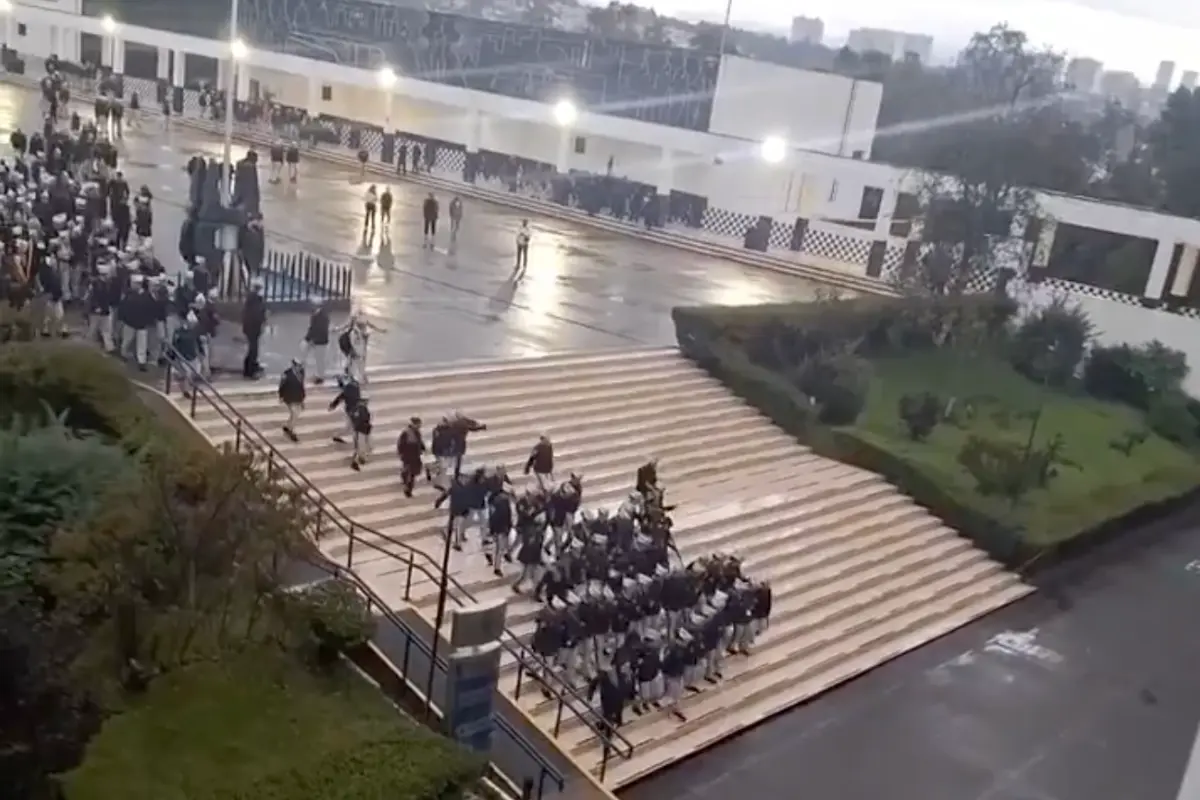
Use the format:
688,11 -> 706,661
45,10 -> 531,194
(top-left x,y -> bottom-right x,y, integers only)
274,360 -> 774,734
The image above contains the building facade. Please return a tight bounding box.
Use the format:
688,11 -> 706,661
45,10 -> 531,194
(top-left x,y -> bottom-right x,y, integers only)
845,27 -> 933,64
788,16 -> 823,45
1065,57 -> 1103,93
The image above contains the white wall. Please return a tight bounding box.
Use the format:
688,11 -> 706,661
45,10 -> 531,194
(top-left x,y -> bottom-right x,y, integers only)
707,56 -> 883,158
11,0 -> 81,63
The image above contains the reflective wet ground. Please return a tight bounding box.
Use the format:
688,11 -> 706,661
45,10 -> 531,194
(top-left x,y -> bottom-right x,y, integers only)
0,83 -> 823,370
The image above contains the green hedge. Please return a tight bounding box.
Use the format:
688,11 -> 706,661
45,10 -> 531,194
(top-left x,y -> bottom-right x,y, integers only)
0,341 -> 161,445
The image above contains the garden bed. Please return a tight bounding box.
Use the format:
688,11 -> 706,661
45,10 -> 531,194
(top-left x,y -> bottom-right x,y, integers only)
674,296 -> 1200,566
60,648 -> 484,800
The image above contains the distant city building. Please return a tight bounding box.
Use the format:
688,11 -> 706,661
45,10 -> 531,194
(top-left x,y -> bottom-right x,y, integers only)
845,27 -> 933,63
1065,57 -> 1103,93
789,15 -> 824,45
1182,70 -> 1198,91
1154,59 -> 1175,90
1099,70 -> 1141,108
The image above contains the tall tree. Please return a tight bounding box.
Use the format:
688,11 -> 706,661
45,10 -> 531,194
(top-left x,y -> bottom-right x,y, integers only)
899,25 -> 1073,295
1148,88 -> 1200,219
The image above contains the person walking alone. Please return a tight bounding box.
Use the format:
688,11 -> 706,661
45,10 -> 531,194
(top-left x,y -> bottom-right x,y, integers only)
422,192 -> 439,250
380,186 -> 393,228
362,184 -> 378,239
513,220 -> 531,279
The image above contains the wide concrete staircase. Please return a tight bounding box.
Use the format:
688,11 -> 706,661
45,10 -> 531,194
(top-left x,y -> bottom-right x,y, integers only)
181,346 -> 1032,787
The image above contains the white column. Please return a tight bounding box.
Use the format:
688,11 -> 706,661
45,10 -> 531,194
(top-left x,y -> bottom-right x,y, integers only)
656,147 -> 675,196
100,35 -> 114,68
555,126 -> 572,174
171,49 -> 186,87
381,90 -> 393,129
306,76 -> 320,111
1144,238 -> 1175,300
1170,245 -> 1199,297
235,63 -> 250,101
874,186 -> 897,237
216,59 -> 227,94
463,109 -> 481,152
1176,722 -> 1200,800
113,38 -> 126,74
2,14 -> 13,49
1031,219 -> 1058,270
48,26 -> 60,57
156,47 -> 170,80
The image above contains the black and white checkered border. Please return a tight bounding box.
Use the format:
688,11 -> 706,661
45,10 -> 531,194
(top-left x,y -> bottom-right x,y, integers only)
1038,277 -> 1200,318
700,206 -> 758,240
766,219 -> 793,251
801,227 -> 872,267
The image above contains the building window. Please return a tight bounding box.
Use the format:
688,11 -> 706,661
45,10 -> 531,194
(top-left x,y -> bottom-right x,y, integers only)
573,136 -> 586,154
852,149 -> 865,160
17,23 -> 26,36
320,84 -> 332,101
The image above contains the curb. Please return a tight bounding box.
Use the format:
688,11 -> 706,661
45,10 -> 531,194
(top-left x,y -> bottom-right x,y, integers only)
2,70 -> 892,297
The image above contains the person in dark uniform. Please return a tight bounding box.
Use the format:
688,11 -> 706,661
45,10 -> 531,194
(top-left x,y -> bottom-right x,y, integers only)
241,278 -> 268,379
587,665 -> 631,735
379,186 -> 393,228
486,485 -> 514,576
396,141 -> 408,176
285,140 -> 300,182
396,416 -> 425,498
278,359 -> 306,442
269,139 -> 285,183
524,435 -> 554,491
421,192 -> 438,249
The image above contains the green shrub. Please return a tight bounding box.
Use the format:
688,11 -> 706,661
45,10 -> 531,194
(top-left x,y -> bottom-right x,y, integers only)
956,435 -> 1034,501
797,353 -> 870,426
1083,341 -> 1189,410
1009,299 -> 1093,387
1147,391 -> 1198,446
289,580 -> 376,667
898,392 -> 941,441
1108,428 -> 1149,456
0,341 -> 160,446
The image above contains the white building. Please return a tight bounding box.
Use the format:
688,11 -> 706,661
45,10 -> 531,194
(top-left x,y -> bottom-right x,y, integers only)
1065,57 -> 1103,93
789,16 -> 824,45
845,28 -> 933,63
1154,59 -> 1175,91
1182,70 -> 1198,91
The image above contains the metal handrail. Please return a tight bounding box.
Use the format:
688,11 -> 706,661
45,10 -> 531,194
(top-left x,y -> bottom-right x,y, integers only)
162,348 -> 636,768
304,554 -> 566,798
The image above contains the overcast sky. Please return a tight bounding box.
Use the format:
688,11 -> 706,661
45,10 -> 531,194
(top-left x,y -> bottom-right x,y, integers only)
649,0 -> 1200,81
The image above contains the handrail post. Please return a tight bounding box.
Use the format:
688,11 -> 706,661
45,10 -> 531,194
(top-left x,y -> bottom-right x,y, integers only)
514,659 -> 525,701
346,523 -> 356,569
164,361 -> 173,395
404,551 -> 414,601
189,384 -> 199,417
599,738 -> 611,783
234,420 -> 244,452
552,695 -> 564,737
266,451 -> 275,481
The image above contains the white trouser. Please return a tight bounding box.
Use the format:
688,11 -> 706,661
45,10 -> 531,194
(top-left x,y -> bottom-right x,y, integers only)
353,431 -> 371,461
87,314 -> 113,349
285,403 -> 301,429
302,341 -> 328,378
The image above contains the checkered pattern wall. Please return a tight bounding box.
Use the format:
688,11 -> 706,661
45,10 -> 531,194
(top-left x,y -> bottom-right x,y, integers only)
700,206 -> 759,240
801,227 -> 872,267
767,220 -> 795,251
434,147 -> 466,176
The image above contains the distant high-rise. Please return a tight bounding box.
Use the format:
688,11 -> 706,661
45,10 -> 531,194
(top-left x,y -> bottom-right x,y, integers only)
1182,70 -> 1198,91
1100,70 -> 1141,108
1154,60 -> 1175,90
845,28 -> 933,63
789,16 -> 824,45
1065,57 -> 1103,93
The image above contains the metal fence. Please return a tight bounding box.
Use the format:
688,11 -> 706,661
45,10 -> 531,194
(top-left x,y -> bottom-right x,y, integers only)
219,249 -> 353,305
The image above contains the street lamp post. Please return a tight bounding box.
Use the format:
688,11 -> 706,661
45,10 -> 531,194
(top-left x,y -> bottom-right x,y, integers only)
100,14 -> 117,73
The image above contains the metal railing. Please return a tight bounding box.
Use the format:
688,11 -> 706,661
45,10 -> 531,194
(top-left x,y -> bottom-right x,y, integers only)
304,555 -> 566,798
162,348 -> 634,781
218,249 -> 354,304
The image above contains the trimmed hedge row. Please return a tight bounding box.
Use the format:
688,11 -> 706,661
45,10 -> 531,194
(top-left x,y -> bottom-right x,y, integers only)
673,322 -> 1031,565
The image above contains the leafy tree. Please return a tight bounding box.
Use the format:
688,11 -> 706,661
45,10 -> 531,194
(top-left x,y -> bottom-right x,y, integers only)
1148,88 -> 1200,219
0,417 -> 139,592
897,26 -> 1079,297
899,392 -> 941,441
1009,296 -> 1095,387
46,446 -> 315,689
0,588 -> 101,800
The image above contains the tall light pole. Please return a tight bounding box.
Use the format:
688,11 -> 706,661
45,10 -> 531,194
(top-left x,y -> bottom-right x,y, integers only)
716,0 -> 733,57
100,14 -> 117,72
222,27 -> 247,206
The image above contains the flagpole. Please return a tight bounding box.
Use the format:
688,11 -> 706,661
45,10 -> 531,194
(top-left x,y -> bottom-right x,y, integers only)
716,0 -> 733,55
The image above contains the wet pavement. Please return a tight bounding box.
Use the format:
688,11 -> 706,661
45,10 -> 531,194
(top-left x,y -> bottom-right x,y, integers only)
623,505 -> 1200,800
0,83 -> 822,373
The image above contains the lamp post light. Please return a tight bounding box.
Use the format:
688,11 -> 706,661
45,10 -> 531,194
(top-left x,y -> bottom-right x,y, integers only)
100,14 -> 118,71
552,98 -> 578,128
759,134 -> 787,165
377,66 -> 397,128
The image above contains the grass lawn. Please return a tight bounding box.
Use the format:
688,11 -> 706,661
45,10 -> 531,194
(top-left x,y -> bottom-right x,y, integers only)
61,648 -> 483,800
852,351 -> 1200,546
